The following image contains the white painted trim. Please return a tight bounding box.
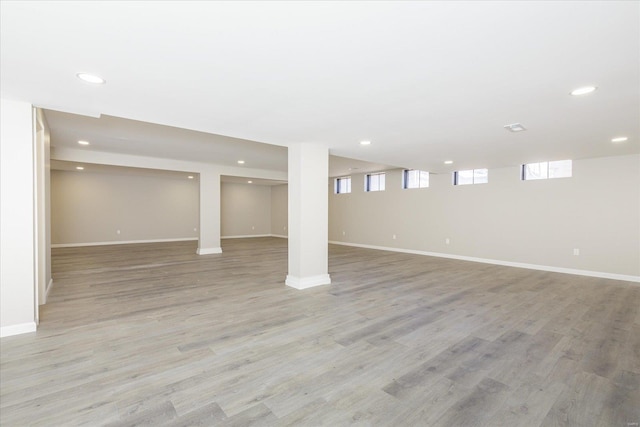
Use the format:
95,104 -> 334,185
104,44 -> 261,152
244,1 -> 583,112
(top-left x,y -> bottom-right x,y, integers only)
197,247 -> 223,255
286,274 -> 332,289
51,238 -> 198,248
221,234 -> 272,239
42,278 -> 53,305
270,234 -> 288,239
1,322 -> 37,338
328,241 -> 640,284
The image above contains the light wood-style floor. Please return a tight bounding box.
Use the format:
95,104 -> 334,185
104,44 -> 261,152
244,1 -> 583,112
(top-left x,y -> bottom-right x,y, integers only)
1,237 -> 639,426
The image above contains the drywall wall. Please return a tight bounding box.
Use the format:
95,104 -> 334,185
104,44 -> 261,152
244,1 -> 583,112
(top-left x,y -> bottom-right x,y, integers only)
52,173 -> 280,245
35,109 -> 52,306
51,170 -> 199,245
271,184 -> 288,237
1,99 -> 36,337
329,154 -> 640,279
51,146 -> 288,252
221,182 -> 271,237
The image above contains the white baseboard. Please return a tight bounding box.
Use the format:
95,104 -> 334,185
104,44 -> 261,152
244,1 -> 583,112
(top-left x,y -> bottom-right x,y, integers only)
220,234 -> 287,239
286,274 -> 332,289
221,234 -> 272,239
52,235 -> 287,249
197,247 -> 223,255
329,241 -> 640,284
1,322 -> 37,338
51,237 -> 198,248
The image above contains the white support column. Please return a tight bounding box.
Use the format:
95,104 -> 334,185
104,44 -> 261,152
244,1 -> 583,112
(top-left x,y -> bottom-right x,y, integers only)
286,143 -> 331,289
197,170 -> 222,255
1,99 -> 37,337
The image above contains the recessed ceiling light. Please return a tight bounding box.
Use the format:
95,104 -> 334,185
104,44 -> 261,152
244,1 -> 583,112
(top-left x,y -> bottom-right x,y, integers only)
237,160 -> 245,164
360,140 -> 371,146
444,160 -> 453,165
248,180 -> 253,184
78,140 -> 90,146
76,166 -> 84,170
188,175 -> 194,179
570,86 -> 597,96
504,123 -> 526,132
611,136 -> 628,143
76,73 -> 106,84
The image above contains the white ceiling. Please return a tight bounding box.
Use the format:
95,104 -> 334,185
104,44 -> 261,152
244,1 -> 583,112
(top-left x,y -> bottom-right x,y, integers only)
43,110 -> 394,178
50,159 -> 198,179
2,1 -> 638,175
44,110 -> 288,172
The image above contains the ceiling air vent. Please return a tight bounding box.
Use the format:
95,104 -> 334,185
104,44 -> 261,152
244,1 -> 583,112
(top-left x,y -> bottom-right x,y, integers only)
504,123 -> 526,132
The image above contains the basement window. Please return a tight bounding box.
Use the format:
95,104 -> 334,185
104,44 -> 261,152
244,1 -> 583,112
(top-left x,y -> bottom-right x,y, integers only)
365,172 -> 386,192
522,160 -> 572,180
334,176 -> 352,194
403,170 -> 429,189
453,168 -> 488,185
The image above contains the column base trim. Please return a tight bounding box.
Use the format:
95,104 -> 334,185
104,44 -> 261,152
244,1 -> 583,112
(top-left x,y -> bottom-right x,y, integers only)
286,274 -> 331,290
1,322 -> 37,338
197,247 -> 223,255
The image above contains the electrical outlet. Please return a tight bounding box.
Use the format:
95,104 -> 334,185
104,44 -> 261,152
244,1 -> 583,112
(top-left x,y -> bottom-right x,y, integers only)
573,248 -> 580,256
445,238 -> 450,245
342,231 -> 346,236
193,228 -> 197,232
117,229 -> 121,235
252,226 -> 255,230
392,234 -> 396,240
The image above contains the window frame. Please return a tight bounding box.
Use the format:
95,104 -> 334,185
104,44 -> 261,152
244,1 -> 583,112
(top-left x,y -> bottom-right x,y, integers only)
521,160 -> 572,181
365,172 -> 386,192
453,168 -> 488,185
402,169 -> 430,189
334,176 -> 352,194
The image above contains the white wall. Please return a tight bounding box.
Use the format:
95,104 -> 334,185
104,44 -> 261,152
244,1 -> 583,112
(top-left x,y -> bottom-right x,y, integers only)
51,147 -> 287,253
221,182 -> 271,237
329,154 -> 640,280
35,109 -> 52,306
51,170 -> 199,245
271,184 -> 288,237
1,99 -> 37,337
51,173 -> 284,244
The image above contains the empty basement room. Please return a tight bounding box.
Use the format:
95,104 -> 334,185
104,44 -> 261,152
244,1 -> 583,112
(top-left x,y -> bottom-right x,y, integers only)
1,1 -> 639,426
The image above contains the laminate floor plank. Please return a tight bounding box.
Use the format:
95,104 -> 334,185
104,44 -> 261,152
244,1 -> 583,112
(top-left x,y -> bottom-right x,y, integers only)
165,402 -> 228,427
488,330 -> 564,389
487,376 -> 566,427
621,324 -> 640,374
218,402 -> 278,427
431,377 -> 511,427
540,371 -> 615,427
1,237 -> 638,426
380,376 -> 471,426
106,401 -> 178,427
